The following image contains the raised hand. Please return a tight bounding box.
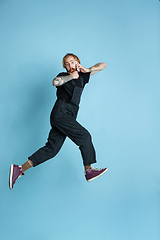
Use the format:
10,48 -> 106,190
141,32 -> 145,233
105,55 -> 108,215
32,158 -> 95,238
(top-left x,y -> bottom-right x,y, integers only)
70,70 -> 79,79
76,63 -> 89,73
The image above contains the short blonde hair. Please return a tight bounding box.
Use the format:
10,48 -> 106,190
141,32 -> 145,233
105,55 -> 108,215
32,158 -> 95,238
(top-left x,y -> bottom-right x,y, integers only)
62,53 -> 81,69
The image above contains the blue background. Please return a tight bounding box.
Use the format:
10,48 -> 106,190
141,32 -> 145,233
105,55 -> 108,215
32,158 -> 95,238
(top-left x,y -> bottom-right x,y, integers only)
0,0 -> 160,239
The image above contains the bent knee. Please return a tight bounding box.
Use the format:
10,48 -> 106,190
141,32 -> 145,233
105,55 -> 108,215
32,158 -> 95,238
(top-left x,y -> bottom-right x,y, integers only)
83,130 -> 92,143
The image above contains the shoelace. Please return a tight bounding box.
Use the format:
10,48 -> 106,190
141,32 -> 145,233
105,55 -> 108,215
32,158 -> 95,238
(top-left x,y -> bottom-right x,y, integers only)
91,167 -> 102,171
85,167 -> 103,174
18,166 -> 25,179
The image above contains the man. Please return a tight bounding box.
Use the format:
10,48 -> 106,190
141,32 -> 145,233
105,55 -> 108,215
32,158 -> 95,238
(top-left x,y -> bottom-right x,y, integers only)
9,53 -> 108,190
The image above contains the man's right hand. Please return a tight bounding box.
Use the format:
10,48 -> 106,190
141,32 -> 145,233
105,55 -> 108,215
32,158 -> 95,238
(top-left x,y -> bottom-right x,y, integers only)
70,71 -> 79,79
53,71 -> 79,87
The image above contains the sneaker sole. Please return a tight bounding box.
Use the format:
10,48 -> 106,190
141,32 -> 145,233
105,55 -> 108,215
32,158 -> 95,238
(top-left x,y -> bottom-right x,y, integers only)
9,164 -> 13,189
87,168 -> 108,182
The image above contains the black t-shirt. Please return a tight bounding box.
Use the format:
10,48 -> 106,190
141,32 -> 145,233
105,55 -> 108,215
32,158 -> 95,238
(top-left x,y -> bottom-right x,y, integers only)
56,71 -> 91,101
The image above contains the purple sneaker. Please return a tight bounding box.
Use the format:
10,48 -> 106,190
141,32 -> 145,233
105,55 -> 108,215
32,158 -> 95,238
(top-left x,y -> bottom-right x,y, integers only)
85,167 -> 108,182
9,164 -> 24,189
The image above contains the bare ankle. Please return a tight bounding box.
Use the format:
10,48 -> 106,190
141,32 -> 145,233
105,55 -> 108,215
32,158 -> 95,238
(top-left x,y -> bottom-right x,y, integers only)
28,160 -> 33,167
85,165 -> 91,171
22,160 -> 33,172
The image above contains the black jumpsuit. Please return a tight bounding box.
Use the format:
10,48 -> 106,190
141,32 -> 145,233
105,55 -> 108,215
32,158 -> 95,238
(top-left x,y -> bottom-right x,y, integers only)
28,71 -> 96,167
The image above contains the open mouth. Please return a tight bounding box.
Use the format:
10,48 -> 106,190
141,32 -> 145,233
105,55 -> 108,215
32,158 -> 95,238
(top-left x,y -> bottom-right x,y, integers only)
70,68 -> 77,73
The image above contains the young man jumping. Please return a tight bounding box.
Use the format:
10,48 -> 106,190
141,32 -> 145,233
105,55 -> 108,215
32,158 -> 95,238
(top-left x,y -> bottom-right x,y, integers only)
9,53 -> 108,189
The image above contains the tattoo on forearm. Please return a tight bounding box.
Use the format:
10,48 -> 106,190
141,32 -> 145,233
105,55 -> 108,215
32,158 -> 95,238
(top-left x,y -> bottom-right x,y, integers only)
54,75 -> 73,86
94,63 -> 100,68
89,63 -> 101,73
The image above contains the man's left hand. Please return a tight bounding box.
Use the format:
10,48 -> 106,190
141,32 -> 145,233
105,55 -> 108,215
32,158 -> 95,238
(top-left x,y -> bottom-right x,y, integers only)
76,63 -> 89,73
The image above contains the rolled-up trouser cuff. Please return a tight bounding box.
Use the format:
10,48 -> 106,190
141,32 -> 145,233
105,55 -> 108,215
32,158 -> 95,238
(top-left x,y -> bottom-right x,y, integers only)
84,159 -> 97,166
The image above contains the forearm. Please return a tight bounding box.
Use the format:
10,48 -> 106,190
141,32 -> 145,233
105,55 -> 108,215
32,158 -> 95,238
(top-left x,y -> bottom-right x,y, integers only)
52,75 -> 73,87
88,63 -> 107,75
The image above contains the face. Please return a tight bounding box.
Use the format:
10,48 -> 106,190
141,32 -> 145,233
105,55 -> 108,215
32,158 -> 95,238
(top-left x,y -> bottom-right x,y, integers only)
64,56 -> 77,73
